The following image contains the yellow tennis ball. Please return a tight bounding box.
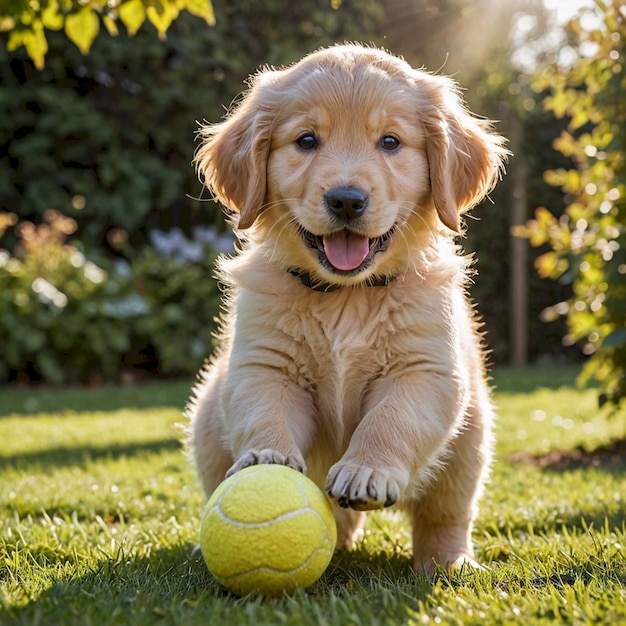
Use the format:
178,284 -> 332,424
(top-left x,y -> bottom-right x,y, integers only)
199,464 -> 337,597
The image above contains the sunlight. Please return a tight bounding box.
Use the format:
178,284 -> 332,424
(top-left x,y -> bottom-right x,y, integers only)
512,0 -> 603,72
543,0 -> 597,24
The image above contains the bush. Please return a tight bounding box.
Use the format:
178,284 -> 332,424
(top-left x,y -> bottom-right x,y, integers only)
526,1 -> 626,406
0,211 -> 222,383
124,232 -> 225,377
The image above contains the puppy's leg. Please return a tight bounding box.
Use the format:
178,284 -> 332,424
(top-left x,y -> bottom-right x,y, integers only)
220,364 -> 315,478
187,357 -> 234,497
326,373 -> 466,512
189,357 -> 316,507
409,387 -> 494,575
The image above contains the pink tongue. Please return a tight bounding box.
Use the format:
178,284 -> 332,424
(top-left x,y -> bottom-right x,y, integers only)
322,231 -> 370,271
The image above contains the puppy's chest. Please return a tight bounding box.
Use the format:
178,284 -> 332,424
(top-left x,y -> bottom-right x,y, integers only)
279,293 -> 405,388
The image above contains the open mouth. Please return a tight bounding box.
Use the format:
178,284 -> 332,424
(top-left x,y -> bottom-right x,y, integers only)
299,226 -> 395,275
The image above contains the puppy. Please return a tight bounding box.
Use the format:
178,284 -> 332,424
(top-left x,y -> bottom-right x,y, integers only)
188,44 -> 508,574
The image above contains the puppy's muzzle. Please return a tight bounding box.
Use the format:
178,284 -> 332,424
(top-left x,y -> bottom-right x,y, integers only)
324,186 -> 369,221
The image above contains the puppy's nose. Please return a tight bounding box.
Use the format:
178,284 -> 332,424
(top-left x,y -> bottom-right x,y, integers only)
324,186 -> 369,221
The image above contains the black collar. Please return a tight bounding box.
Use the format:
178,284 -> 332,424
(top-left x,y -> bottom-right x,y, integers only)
288,268 -> 393,292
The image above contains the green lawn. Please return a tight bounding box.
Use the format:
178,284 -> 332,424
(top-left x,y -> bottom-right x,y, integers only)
1,366 -> 625,625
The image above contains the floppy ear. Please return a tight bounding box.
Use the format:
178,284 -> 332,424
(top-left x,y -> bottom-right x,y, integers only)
422,75 -> 509,232
194,74 -> 275,230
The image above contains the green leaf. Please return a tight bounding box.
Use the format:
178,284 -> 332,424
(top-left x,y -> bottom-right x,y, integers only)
6,28 -> 27,52
146,2 -> 179,40
184,0 -> 215,26
41,0 -> 64,31
118,0 -> 146,36
23,21 -> 48,69
102,15 -> 119,36
65,8 -> 100,55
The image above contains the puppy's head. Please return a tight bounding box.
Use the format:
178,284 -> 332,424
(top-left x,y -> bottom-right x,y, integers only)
195,44 -> 508,286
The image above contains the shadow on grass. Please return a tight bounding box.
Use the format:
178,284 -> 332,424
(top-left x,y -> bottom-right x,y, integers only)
3,542 -> 432,626
491,365 -> 588,394
0,379 -> 192,417
509,438 -> 626,472
3,542 -> 218,625
327,544 -> 420,589
0,438 -> 183,472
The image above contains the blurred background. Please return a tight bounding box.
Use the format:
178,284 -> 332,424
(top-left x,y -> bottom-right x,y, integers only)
0,0 -> 623,404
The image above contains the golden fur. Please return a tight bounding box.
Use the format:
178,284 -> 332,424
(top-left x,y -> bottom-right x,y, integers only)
188,44 -> 508,573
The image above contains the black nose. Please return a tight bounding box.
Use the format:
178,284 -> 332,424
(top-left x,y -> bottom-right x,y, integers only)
324,186 -> 369,221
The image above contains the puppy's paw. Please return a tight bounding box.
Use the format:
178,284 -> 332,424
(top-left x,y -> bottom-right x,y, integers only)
325,462 -> 407,511
412,523 -> 483,576
415,553 -> 485,577
226,449 -> 307,478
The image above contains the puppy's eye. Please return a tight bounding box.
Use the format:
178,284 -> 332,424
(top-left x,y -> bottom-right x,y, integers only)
296,134 -> 318,150
381,135 -> 400,151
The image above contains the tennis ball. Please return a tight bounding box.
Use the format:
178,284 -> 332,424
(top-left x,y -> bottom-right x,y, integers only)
199,464 -> 337,597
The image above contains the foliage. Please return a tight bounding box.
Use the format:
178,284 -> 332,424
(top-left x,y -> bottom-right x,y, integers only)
0,209 -> 128,383
0,0 -> 215,69
0,0 -> 386,383
1,20 -> 204,251
125,239 -> 222,377
1,370 -> 625,624
0,0 -> 385,249
525,0 -> 626,406
0,210 -> 221,383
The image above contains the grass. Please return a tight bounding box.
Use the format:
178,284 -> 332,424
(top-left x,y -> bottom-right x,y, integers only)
1,365 -> 625,625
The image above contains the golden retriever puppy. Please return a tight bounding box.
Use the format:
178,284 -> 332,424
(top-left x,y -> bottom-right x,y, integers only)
188,43 -> 508,574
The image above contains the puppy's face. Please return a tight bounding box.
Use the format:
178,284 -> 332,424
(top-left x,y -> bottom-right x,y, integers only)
195,45 -> 508,286
264,65 -> 431,283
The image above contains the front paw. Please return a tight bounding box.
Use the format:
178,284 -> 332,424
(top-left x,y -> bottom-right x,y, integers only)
226,449 -> 307,478
325,462 -> 407,511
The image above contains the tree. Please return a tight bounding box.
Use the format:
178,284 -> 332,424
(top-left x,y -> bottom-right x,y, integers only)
525,0 -> 626,406
0,0 -> 215,69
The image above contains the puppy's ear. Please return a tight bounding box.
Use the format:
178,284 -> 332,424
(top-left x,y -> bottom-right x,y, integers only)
422,76 -> 509,232
194,73 -> 275,230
